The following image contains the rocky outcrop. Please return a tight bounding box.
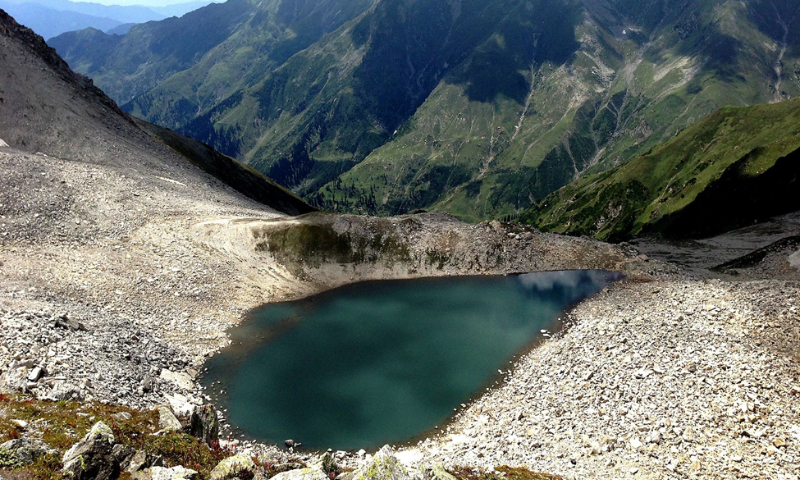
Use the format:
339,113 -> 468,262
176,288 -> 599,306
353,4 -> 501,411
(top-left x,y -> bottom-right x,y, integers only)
156,406 -> 183,433
351,446 -> 411,480
0,438 -> 57,465
189,405 -> 219,445
208,453 -> 257,480
132,466 -> 198,480
271,467 -> 329,480
62,421 -> 121,480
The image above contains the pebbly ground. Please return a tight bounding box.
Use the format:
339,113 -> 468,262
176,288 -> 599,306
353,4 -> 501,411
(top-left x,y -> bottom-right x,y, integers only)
404,278 -> 800,479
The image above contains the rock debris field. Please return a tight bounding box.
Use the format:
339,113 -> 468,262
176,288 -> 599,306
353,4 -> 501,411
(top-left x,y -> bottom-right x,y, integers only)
405,278 -> 800,479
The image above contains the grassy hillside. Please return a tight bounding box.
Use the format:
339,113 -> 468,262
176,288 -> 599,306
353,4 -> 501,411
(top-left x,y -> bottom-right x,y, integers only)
49,0 -> 800,221
523,97 -> 800,240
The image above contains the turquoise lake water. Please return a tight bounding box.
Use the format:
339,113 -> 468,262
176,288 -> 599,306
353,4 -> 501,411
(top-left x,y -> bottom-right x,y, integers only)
202,270 -> 622,450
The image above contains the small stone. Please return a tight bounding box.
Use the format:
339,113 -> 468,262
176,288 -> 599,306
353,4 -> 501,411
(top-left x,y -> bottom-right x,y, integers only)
773,437 -> 786,448
630,438 -> 643,449
10,419 -> 28,430
112,412 -> 133,422
285,439 -> 295,448
589,441 -> 601,455
27,367 -> 43,382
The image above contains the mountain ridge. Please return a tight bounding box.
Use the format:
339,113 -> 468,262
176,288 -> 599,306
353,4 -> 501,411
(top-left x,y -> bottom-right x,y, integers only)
0,7 -> 312,216
522,97 -> 800,240
49,0 -> 800,221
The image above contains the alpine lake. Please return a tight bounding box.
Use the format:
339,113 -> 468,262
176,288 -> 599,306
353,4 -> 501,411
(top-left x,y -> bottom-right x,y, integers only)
201,270 -> 623,451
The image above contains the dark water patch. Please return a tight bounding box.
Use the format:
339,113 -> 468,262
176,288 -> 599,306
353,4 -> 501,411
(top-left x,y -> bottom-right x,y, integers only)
202,270 -> 622,451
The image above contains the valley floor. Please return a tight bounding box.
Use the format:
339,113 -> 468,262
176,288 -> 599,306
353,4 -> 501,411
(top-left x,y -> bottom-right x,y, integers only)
1,148 -> 798,479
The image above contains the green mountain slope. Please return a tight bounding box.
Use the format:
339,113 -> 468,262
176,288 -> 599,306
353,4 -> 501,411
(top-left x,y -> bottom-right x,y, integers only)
522,97 -> 800,240
50,0 -> 800,221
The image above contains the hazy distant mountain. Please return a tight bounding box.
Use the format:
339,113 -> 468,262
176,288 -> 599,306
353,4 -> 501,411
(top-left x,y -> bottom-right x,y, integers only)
25,0 -> 164,23
0,0 -> 217,40
150,0 -> 218,18
51,0 -> 800,221
105,22 -> 135,35
0,1 -> 123,39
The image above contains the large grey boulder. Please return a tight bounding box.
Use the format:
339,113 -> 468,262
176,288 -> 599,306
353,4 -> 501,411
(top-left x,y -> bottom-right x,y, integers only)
156,406 -> 183,433
270,467 -> 328,480
310,451 -> 337,474
352,446 -> 411,480
188,405 -> 219,444
0,438 -> 57,465
42,381 -> 84,401
208,453 -> 257,480
132,466 -> 198,480
122,449 -> 164,473
429,464 -> 458,480
62,421 -> 122,480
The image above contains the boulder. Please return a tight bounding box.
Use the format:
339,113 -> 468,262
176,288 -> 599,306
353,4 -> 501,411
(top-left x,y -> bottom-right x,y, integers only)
62,421 -> 121,480
208,454 -> 257,480
165,393 -> 195,417
132,466 -> 198,480
429,464 -> 457,480
310,451 -> 337,475
352,446 -> 411,480
43,381 -> 84,401
270,467 -> 328,480
53,314 -> 87,331
189,405 -> 219,444
0,438 -> 57,464
156,406 -> 183,432
112,444 -> 136,469
159,370 -> 194,391
122,449 -> 164,473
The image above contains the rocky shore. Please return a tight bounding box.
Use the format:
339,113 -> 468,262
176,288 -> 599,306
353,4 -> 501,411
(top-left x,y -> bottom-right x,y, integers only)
404,277 -> 800,479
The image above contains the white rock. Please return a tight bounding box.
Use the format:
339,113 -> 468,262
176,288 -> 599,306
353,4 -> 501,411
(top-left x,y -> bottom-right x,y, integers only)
165,393 -> 194,417
160,369 -> 194,391
133,466 -> 198,480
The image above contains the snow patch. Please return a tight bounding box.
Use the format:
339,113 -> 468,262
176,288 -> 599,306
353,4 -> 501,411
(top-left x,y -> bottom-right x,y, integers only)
0,138 -> 8,148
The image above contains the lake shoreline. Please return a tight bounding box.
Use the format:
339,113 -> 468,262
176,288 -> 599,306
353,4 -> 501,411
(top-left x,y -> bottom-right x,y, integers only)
402,276 -> 800,479
202,271 -> 624,451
